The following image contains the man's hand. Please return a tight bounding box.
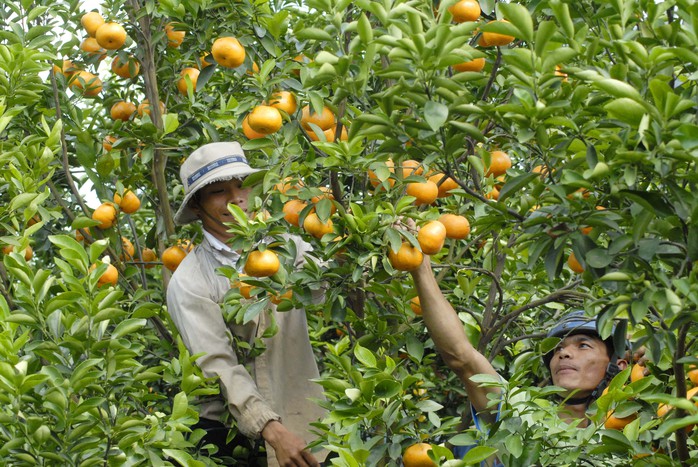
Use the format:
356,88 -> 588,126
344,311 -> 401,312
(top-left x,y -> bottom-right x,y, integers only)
261,420 -> 319,467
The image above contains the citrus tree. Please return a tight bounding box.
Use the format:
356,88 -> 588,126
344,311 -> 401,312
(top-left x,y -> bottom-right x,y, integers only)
1,0 -> 697,465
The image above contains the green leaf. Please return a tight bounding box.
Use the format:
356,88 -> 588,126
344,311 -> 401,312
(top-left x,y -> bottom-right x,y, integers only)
243,299 -> 268,324
111,318 -> 146,339
499,3 -> 533,42
604,98 -> 646,125
170,391 -> 189,420
163,113 -> 179,135
295,27 -> 333,41
618,189 -> 673,217
354,344 -> 377,368
374,379 -> 401,398
461,445 -> 498,464
534,21 -> 557,56
424,101 -> 448,131
358,12 -> 373,43
585,248 -> 613,268
405,334 -> 424,362
497,172 -> 538,202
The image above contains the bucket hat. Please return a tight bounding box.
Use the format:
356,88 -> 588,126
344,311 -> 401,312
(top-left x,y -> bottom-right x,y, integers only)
174,142 -> 260,225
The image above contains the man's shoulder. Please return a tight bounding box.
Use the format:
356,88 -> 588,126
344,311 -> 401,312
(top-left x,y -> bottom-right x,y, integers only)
168,246 -> 211,292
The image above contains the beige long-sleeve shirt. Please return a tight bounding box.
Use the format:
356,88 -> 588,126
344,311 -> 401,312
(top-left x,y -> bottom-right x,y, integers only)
166,233 -> 327,465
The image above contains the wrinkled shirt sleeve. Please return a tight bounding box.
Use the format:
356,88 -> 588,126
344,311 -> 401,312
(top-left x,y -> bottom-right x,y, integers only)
167,260 -> 280,439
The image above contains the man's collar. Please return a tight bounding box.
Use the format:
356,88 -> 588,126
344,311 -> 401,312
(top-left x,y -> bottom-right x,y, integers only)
202,230 -> 234,253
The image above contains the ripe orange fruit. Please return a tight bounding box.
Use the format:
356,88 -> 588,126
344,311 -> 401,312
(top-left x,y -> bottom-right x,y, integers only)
478,20 -> 515,47
103,135 -> 117,151
687,365 -> 698,386
113,190 -> 141,214
448,0 -> 481,23
79,37 -> 107,60
567,252 -> 584,273
555,65 -> 569,81
162,244 -> 190,272
300,105 -> 335,131
604,410 -> 637,430
485,186 -> 500,200
141,247 -> 158,268
418,221 -> 447,255
198,52 -> 213,69
307,126 -> 331,141
403,442 -> 436,467
303,212 -> 334,238
533,164 -> 551,177
92,262 -> 119,286
368,159 -> 396,188
53,59 -> 79,77
81,11 -> 105,37
410,296 -> 422,315
428,173 -> 459,198
630,364 -> 647,383
581,206 -> 606,235
242,115 -> 266,139
310,187 -> 337,214
2,245 -> 33,261
165,22 -> 185,48
247,105 -> 283,135
121,237 -> 135,260
291,54 -> 310,76
211,36 -> 246,68
69,70 -> 103,97
567,187 -> 591,200
401,160 -> 424,178
111,55 -> 140,78
268,91 -> 298,115
271,289 -> 293,305
310,186 -> 335,204
177,67 -> 200,95
27,215 -> 40,227
96,22 -> 127,50
438,214 -> 470,239
485,150 -> 512,177
453,57 -> 485,72
247,61 -> 260,75
388,243 -> 424,272
75,227 -> 90,242
137,99 -> 166,118
282,199 -> 308,227
232,275 -> 254,299
406,180 -> 439,205
92,203 -> 117,229
244,249 -> 281,277
110,101 -> 136,121
275,177 -> 304,195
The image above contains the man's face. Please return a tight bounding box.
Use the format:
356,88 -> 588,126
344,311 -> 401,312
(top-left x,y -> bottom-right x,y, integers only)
549,334 -> 611,397
192,178 -> 252,241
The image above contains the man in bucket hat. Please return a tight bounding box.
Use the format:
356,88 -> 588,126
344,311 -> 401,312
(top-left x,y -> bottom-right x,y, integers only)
166,142 -> 327,466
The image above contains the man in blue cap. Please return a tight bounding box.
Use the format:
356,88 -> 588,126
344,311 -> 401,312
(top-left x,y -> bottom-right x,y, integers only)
408,255 -> 629,459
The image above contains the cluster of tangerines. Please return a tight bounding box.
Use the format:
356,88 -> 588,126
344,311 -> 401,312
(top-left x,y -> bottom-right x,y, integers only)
52,11 -> 131,97
602,360 -> 698,433
82,188 -> 164,285
446,0 -> 516,75
368,153 -> 509,276
242,96 -> 348,143
1,217 -> 42,262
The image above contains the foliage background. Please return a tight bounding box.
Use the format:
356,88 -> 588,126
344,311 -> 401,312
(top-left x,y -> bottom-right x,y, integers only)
0,0 -> 697,465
